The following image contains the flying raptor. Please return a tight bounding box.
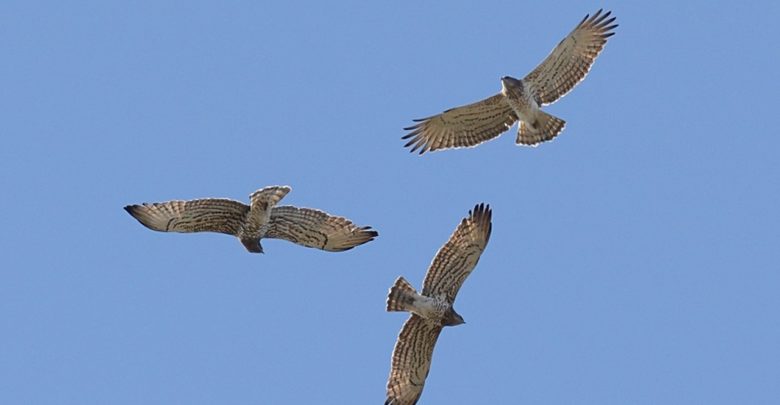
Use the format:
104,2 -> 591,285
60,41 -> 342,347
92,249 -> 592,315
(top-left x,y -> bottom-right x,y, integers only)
124,185 -> 378,253
384,204 -> 492,405
403,9 -> 618,154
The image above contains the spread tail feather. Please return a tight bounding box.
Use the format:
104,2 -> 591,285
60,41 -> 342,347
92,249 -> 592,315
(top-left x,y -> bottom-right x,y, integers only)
516,111 -> 566,146
386,277 -> 418,312
249,185 -> 291,211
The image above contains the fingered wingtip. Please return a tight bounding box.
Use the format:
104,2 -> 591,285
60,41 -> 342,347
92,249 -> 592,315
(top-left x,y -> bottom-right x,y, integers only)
124,204 -> 142,217
469,202 -> 493,224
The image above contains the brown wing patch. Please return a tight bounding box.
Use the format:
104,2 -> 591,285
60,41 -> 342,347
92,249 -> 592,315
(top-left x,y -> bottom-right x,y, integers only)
421,203 -> 492,304
523,9 -> 617,105
265,206 -> 377,251
124,198 -> 249,235
402,94 -> 517,154
385,315 -> 443,405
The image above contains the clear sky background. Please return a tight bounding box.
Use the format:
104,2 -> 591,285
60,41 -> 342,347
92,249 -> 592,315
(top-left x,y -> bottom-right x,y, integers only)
2,1 -> 779,404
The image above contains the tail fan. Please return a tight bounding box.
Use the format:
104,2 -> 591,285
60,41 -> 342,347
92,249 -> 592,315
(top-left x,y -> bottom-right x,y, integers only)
516,111 -> 566,146
249,185 -> 291,211
386,277 -> 418,312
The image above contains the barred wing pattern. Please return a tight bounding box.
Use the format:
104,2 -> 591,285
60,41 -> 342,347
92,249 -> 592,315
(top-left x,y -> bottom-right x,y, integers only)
385,315 -> 443,405
422,203 -> 492,304
124,199 -> 249,235
265,206 -> 378,252
523,9 -> 618,106
402,94 -> 517,154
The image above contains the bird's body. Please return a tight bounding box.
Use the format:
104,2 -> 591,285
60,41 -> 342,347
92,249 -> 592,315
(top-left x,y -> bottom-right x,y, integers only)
387,277 -> 463,326
239,186 -> 290,253
501,75 -> 568,146
403,9 -> 617,154
124,185 -> 378,254
411,295 -> 450,322
501,75 -> 537,122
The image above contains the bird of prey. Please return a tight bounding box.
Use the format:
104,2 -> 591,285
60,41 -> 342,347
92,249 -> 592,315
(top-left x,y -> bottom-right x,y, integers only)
384,204 -> 492,405
403,9 -> 618,154
124,185 -> 378,253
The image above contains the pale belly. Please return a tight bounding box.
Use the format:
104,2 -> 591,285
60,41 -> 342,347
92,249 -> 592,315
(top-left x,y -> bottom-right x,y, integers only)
410,295 -> 448,320
506,94 -> 538,123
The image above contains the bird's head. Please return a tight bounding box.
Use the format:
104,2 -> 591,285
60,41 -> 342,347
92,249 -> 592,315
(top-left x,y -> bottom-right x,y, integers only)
443,308 -> 465,327
241,238 -> 264,254
500,75 -> 522,90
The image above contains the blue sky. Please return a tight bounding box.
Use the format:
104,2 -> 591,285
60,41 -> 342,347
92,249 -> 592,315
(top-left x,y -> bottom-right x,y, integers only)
2,1 -> 779,404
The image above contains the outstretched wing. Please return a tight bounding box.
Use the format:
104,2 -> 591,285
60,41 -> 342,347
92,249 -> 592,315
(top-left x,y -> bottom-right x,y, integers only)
124,199 -> 249,235
523,9 -> 617,105
265,206 -> 378,251
402,94 -> 517,155
421,204 -> 492,304
385,315 -> 443,405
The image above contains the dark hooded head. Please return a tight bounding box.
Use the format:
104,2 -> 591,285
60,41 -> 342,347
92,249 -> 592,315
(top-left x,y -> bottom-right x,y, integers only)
241,237 -> 264,254
500,75 -> 523,96
443,307 -> 465,327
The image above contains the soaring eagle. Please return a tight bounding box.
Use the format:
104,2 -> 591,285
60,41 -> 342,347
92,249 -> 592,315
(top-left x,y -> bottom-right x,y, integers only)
384,204 -> 492,404
125,185 -> 378,253
403,10 -> 618,154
